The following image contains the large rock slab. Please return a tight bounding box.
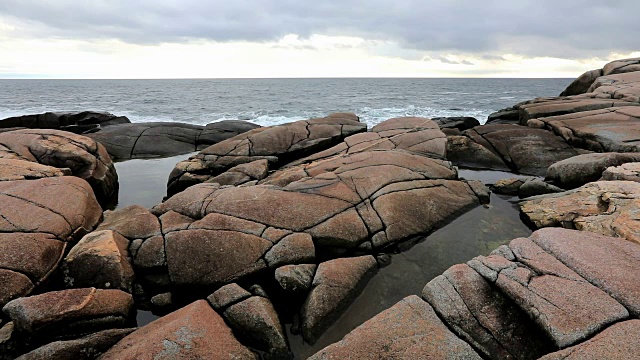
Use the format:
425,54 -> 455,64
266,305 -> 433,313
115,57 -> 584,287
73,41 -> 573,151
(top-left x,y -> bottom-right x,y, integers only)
100,300 -> 255,359
423,264 -> 554,359
469,237 -> 629,348
309,295 -> 482,359
0,177 -> 102,307
539,320 -> 640,360
0,111 -> 130,132
462,124 -> 580,176
301,256 -> 378,343
520,181 -> 640,244
15,328 -> 135,360
530,228 -> 640,316
602,161 -> 640,181
446,135 -> 510,171
519,98 -> 635,123
2,288 -> 133,340
531,106 -> 640,152
559,69 -> 603,96
546,152 -> 640,188
167,113 -> 366,195
87,121 -> 259,160
0,129 -> 118,204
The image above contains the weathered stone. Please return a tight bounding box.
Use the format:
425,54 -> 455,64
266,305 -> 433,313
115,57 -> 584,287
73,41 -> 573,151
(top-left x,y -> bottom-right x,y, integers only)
431,116 -> 480,131
474,237 -> 629,348
301,256 -> 378,343
539,320 -> 640,360
98,205 -> 161,240
2,288 -> 134,339
207,283 -> 252,311
0,270 -> 33,310
518,178 -> 564,198
0,177 -> 102,242
15,328 -> 135,360
87,120 -> 260,159
602,162 -> 640,182
100,300 -> 255,359
167,113 -> 365,195
206,159 -> 269,186
423,264 -> 554,359
309,295 -> 482,359
223,296 -> 291,359
63,230 -> 134,291
559,69 -> 603,96
489,178 -> 531,196
0,111 -> 129,131
274,264 -> 317,293
447,135 -> 510,171
520,181 -> 640,244
166,229 -> 272,287
264,233 -> 315,268
0,158 -> 70,181
519,98 -> 635,123
0,233 -> 65,283
532,106 -> 640,152
158,210 -> 194,234
0,129 -> 117,205
133,235 -> 166,269
546,152 -> 640,188
463,124 -> 580,176
530,228 -> 640,316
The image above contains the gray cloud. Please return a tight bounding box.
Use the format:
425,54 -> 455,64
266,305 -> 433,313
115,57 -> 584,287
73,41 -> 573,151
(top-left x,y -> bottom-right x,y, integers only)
0,1 -> 638,58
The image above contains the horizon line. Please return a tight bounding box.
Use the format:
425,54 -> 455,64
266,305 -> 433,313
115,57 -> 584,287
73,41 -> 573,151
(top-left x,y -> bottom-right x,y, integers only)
0,76 -> 575,80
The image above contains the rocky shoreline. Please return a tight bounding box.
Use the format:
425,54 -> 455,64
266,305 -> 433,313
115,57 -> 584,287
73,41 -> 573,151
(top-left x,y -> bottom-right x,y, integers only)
1,57 -> 639,359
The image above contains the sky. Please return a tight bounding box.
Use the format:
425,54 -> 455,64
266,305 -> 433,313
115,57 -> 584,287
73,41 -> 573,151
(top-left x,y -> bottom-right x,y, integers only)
0,1 -> 638,79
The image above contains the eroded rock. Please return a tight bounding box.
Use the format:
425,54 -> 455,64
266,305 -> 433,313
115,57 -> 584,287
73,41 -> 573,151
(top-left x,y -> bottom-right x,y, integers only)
546,152 -> 640,188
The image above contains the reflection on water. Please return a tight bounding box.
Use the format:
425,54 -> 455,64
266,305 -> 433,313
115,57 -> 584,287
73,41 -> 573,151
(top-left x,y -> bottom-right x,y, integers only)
113,153 -> 196,209
289,192 -> 532,358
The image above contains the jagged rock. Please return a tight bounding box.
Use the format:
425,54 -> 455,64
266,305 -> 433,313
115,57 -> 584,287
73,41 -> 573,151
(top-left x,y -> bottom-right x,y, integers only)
470,237 -> 628,348
530,106 -> 640,152
602,162 -> 640,182
15,328 -> 135,360
275,264 -> 316,293
546,152 -> 640,188
0,158 -> 70,181
167,113 -> 366,196
223,296 -> 291,359
559,69 -> 603,96
0,129 -> 118,205
309,295 -> 482,359
100,300 -> 255,359
423,264 -> 554,359
63,230 -> 134,292
301,256 -> 378,343
0,177 -> 102,307
446,135 -> 510,171
462,124 -> 581,176
520,181 -> 640,244
207,283 -> 252,311
264,233 -> 315,268
87,121 -> 259,160
0,111 -> 130,131
97,205 -> 161,240
206,159 -> 269,186
539,320 -> 640,360
2,288 -> 134,340
530,228 -> 640,316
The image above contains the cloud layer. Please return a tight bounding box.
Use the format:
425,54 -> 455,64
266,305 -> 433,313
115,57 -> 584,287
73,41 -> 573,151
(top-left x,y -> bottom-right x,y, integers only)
0,0 -> 637,58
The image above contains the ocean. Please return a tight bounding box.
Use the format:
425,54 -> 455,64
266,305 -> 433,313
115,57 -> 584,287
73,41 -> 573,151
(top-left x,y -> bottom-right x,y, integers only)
0,78 -> 570,126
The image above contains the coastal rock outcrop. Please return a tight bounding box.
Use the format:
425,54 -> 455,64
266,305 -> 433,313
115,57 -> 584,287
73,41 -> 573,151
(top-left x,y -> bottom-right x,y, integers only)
545,152 -> 640,188
167,113 -> 367,196
0,129 -> 118,205
0,111 -> 130,133
520,181 -> 640,244
87,120 -> 260,160
602,162 -> 640,181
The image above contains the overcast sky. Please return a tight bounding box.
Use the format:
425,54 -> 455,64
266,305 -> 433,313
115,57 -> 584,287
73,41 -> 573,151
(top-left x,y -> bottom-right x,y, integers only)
0,1 -> 638,78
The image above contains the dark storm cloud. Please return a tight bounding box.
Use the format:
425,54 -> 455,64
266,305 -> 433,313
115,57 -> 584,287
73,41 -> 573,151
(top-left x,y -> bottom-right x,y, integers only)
0,0 -> 637,58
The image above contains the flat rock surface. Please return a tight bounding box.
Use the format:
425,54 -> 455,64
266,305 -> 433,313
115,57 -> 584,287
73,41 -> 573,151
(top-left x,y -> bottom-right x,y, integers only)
309,295 -> 482,359
167,113 -> 366,196
546,152 -> 640,188
87,120 -> 259,160
520,180 -> 640,244
602,161 -> 640,182
0,158 -> 70,181
539,320 -> 640,360
100,300 -> 255,360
